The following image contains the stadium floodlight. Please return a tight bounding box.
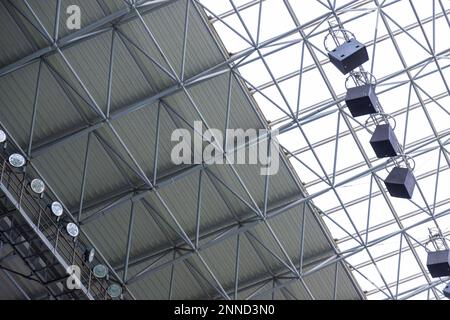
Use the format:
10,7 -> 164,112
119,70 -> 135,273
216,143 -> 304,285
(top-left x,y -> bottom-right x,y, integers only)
0,130 -> 6,143
93,264 -> 108,279
107,283 -> 122,298
8,153 -> 25,168
30,178 -> 45,194
84,248 -> 95,264
66,222 -> 79,237
50,201 -> 64,217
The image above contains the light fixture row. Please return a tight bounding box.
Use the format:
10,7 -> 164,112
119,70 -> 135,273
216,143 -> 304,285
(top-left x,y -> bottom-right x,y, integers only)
1,129 -> 122,299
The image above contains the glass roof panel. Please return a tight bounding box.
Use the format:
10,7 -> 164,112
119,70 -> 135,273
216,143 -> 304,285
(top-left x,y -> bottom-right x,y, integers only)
201,0 -> 450,299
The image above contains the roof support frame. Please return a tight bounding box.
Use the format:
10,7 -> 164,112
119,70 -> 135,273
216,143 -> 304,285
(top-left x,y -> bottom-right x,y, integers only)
1,0 -> 449,300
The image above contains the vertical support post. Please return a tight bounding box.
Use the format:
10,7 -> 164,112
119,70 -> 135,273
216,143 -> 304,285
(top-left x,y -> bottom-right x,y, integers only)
180,0 -> 190,82
27,59 -> 43,158
195,169 -> 203,250
106,29 -> 116,118
299,204 -> 306,274
77,133 -> 91,223
262,135 -> 271,217
53,0 -> 61,43
223,71 -> 233,152
234,233 -> 240,300
123,201 -> 136,282
395,234 -> 403,299
168,249 -> 176,300
333,262 -> 339,300
153,103 -> 161,185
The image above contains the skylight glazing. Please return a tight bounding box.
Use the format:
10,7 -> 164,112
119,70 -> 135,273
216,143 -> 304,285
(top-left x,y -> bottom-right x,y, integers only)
200,0 -> 450,299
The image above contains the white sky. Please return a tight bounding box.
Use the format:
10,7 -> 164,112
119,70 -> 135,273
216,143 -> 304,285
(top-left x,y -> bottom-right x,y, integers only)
200,0 -> 450,299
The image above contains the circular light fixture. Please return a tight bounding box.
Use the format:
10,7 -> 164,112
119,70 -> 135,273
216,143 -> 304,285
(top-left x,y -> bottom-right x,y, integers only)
107,284 -> 122,298
50,201 -> 63,217
93,264 -> 108,279
66,222 -> 79,237
8,153 -> 25,168
84,248 -> 95,264
0,130 -> 6,143
30,178 -> 45,194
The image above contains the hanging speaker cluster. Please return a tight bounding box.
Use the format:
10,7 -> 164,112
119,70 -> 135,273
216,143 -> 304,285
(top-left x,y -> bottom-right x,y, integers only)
384,167 -> 416,199
424,231 -> 450,299
345,84 -> 378,117
325,27 -> 416,199
325,29 -> 368,74
444,284 -> 450,299
369,124 -> 400,158
426,249 -> 450,278
328,38 -> 369,75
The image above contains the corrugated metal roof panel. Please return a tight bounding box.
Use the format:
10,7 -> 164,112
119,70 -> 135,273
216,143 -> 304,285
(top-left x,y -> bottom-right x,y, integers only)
0,0 -> 362,300
0,2 -> 36,66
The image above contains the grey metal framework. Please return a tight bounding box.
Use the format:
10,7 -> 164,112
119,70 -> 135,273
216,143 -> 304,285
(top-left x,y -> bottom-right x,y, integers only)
199,0 -> 450,300
0,0 -> 447,300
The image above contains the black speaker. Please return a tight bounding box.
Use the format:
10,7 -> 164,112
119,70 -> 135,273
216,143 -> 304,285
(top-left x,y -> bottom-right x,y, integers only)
370,124 -> 400,158
426,250 -> 450,278
384,167 -> 416,199
444,283 -> 450,299
328,38 -> 369,74
345,84 -> 378,117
